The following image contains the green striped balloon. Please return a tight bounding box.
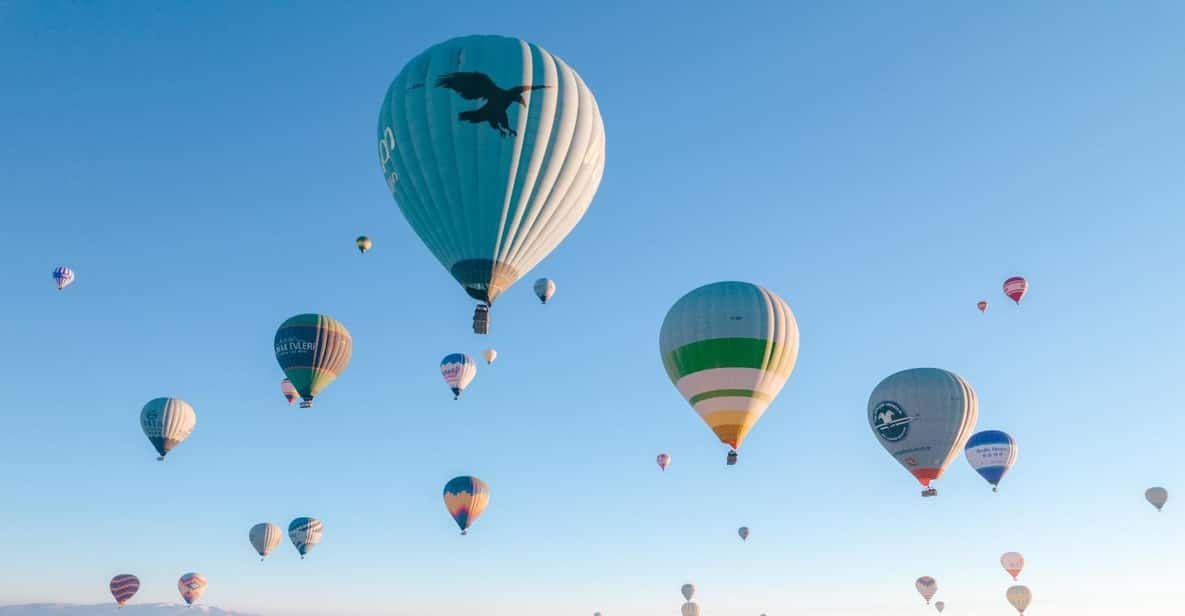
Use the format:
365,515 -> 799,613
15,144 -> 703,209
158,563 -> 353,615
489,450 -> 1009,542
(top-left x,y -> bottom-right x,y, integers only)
659,282 -> 799,458
274,314 -> 352,408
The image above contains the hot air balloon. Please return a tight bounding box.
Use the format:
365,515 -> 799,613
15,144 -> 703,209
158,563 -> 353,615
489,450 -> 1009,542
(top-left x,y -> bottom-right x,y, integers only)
178,573 -> 207,606
681,603 -> 700,616
377,35 -> 605,335
738,526 -> 750,541
1003,277 -> 1028,304
288,517 -> 323,559
681,584 -> 695,601
659,281 -> 799,466
250,523 -> 283,561
280,379 -> 299,405
110,574 -> 139,608
916,576 -> 938,605
868,368 -> 978,497
440,353 -> 477,399
140,397 -> 196,461
656,453 -> 671,471
534,278 -> 556,304
356,236 -> 372,254
444,475 -> 489,535
53,266 -> 75,290
1001,552 -> 1025,580
274,314 -> 352,408
977,300 -> 988,313
483,348 -> 497,364
1146,487 -> 1168,511
1006,585 -> 1032,614
965,430 -> 1017,492
935,601 -> 945,613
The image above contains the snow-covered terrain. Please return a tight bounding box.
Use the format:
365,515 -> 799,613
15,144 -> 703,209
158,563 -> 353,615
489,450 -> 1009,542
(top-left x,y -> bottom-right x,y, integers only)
0,604 -> 259,616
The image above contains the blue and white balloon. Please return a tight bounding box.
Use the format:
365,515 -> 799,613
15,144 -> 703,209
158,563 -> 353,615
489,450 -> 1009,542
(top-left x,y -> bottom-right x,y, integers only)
965,429 -> 1017,492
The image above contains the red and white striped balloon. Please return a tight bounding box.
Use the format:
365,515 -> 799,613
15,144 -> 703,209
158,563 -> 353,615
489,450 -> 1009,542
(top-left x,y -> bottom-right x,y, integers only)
1003,277 -> 1028,304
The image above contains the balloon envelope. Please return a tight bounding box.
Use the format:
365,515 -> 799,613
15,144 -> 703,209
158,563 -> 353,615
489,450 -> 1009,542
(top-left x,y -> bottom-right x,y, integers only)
288,517 -> 324,558
110,574 -> 139,607
356,236 -> 372,254
441,353 -> 477,398
656,453 -> 670,471
738,526 -> 749,541
965,429 -> 1018,490
177,573 -> 207,605
377,35 -> 605,309
1146,486 -> 1168,511
659,281 -> 799,456
274,314 -> 352,408
1000,551 -> 1025,580
680,602 -> 700,616
1006,585 -> 1032,613
483,348 -> 497,364
977,300 -> 988,313
140,397 -> 196,460
534,278 -> 556,303
1003,276 -> 1028,304
444,475 -> 490,534
280,379 -> 299,405
250,522 -> 283,560
934,601 -> 945,613
53,266 -> 75,290
916,576 -> 938,604
868,369 -> 978,493
680,584 -> 695,601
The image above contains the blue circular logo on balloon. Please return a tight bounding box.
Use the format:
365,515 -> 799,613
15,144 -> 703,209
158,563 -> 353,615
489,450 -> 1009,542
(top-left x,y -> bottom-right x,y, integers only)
872,401 -> 912,442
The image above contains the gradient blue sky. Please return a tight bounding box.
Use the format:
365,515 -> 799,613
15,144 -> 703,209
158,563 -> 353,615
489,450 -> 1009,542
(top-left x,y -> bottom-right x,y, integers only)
2,1 -> 1184,615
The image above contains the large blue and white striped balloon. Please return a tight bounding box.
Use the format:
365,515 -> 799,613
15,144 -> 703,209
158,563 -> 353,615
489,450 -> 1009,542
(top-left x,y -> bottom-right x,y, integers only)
964,429 -> 1017,491
440,353 -> 477,399
53,266 -> 75,290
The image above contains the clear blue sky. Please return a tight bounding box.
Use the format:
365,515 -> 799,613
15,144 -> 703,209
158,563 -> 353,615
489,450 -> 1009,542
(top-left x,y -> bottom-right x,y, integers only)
2,1 -> 1184,615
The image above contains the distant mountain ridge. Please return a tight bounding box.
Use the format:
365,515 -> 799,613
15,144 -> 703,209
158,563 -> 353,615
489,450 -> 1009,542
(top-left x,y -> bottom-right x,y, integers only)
0,604 -> 259,616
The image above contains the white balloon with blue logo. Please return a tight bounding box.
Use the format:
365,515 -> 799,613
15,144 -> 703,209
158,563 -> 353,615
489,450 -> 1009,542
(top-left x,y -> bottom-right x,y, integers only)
964,429 -> 1017,492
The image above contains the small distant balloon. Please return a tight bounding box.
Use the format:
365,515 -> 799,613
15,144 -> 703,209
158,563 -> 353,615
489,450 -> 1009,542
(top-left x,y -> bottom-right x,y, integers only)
977,300 -> 988,313
483,348 -> 497,364
656,453 -> 670,471
965,430 -> 1017,491
1006,585 -> 1032,614
1000,551 -> 1025,580
935,601 -> 945,613
177,573 -> 207,606
1003,276 -> 1028,305
1146,486 -> 1168,511
534,277 -> 556,304
140,397 -> 196,461
288,517 -> 323,559
250,523 -> 283,561
280,379 -> 299,406
916,576 -> 938,605
681,583 -> 695,601
53,266 -> 75,290
680,602 -> 700,616
110,574 -> 139,608
444,475 -> 490,535
356,236 -> 372,254
440,353 -> 477,399
738,526 -> 750,541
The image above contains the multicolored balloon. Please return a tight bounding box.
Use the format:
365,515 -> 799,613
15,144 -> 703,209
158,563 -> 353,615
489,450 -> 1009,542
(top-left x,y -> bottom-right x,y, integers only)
288,517 -> 323,559
738,526 -> 750,541
916,576 -> 938,605
868,368 -> 978,497
440,353 -> 477,399
680,603 -> 700,616
483,348 -> 497,364
178,573 -> 207,606
140,397 -> 196,461
109,574 -> 139,608
534,278 -> 556,304
1006,585 -> 1032,614
444,475 -> 489,535
977,300 -> 988,313
965,429 -> 1018,491
656,452 -> 670,471
274,314 -> 353,408
934,601 -> 945,613
280,379 -> 299,406
1001,551 -> 1025,580
250,522 -> 283,561
681,584 -> 695,601
1146,486 -> 1168,511
1004,276 -> 1029,304
52,266 -> 75,290
659,281 -> 799,465
356,236 -> 372,254
377,35 -> 605,333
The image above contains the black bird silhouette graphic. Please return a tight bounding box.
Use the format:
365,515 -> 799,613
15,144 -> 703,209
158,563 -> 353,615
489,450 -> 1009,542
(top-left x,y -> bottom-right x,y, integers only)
435,71 -> 549,137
